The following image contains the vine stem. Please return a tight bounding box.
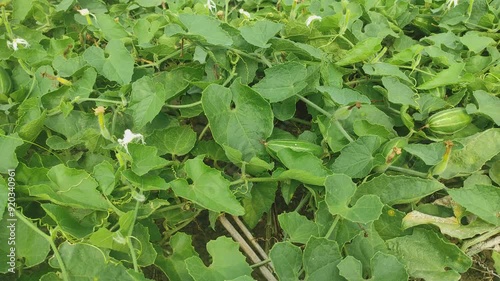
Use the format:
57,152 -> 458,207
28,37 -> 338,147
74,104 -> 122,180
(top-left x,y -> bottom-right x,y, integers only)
324,215 -> 340,239
126,198 -> 141,272
230,177 -> 281,186
295,94 -> 354,142
219,215 -> 277,281
15,211 -> 69,281
386,166 -> 429,178
164,100 -> 202,109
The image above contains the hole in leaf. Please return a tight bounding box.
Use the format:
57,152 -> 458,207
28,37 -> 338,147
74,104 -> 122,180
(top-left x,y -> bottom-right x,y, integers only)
460,216 -> 469,225
229,100 -> 236,110
186,178 -> 194,185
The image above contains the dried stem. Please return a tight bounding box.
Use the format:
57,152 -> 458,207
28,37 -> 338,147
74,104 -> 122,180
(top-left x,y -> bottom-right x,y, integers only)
219,215 -> 277,281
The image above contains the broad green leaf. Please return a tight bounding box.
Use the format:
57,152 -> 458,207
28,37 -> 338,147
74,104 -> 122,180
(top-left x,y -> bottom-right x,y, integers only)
403,210 -> 494,239
374,206 -> 410,240
3,212 -> 50,268
155,232 -> 197,281
0,178 -> 7,221
344,223 -> 387,275
0,133 -> 24,174
13,0 -> 33,21
242,181 -> 277,229
325,174 -> 383,224
95,14 -> 129,40
178,14 -> 233,46
269,242 -> 302,281
417,63 -> 465,90
404,142 -> 446,165
447,185 -> 500,226
128,76 -> 166,129
202,81 -> 273,161
362,63 -> 411,83
354,174 -> 445,205
252,62 -> 308,103
156,66 -> 204,101
170,157 -> 244,215
331,136 -> 381,178
387,229 -> 472,281
54,242 -> 140,280
93,161 -> 116,195
459,31 -> 495,53
185,237 -> 252,281
113,223 -> 157,266
278,211 -> 320,244
270,38 -> 324,60
381,76 -> 418,107
149,126 -> 197,156
41,204 -> 105,239
335,37 -> 382,66
441,128 -> 500,178
121,170 -> 169,191
490,160 -> 500,186
316,86 -> 371,105
338,256 -> 363,281
275,148 -> 331,186
317,116 -> 350,152
346,105 -> 395,135
128,144 -> 170,176
303,237 -> 343,281
134,18 -> 161,46
28,164 -> 108,210
239,20 -> 283,48
353,120 -> 394,140
471,90 -> 500,125
370,252 -> 409,281
83,39 -> 134,85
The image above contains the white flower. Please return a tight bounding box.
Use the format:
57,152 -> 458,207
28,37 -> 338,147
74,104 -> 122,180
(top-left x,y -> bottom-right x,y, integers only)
77,8 -> 97,20
205,0 -> 217,13
118,129 -> 145,153
238,8 -> 251,19
306,15 -> 322,27
6,38 -> 30,51
446,0 -> 458,9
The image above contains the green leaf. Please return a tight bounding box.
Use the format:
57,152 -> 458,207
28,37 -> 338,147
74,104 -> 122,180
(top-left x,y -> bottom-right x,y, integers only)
404,142 -> 446,165
83,39 -> 134,85
331,136 -> 381,178
95,14 -> 129,40
338,256 -> 364,281
403,210 -> 494,239
417,63 -> 465,90
41,204 -> 105,239
275,148 -> 331,186
128,76 -> 167,129
362,63 -> 411,83
381,76 -> 418,107
252,62 -> 308,103
0,178 -> 7,221
447,185 -> 500,226
185,237 -> 252,281
128,143 -> 170,176
316,86 -> 371,105
370,252 -> 409,281
471,90 -> 500,125
55,242 -> 140,280
317,115 -> 350,152
239,20 -> 283,48
325,174 -> 383,224
459,31 -> 495,53
149,126 -> 197,156
354,174 -> 445,205
387,229 -> 472,281
202,80 -> 273,161
170,157 -> 244,215
278,212 -> 320,244
178,14 -> 233,46
28,164 -> 108,210
441,128 -> 500,178
269,242 -> 302,281
374,206 -> 411,240
242,181 -> 277,229
0,133 -> 24,173
121,170 -> 170,191
335,37 -> 382,66
93,161 -> 116,195
303,237 -> 343,281
155,232 -> 197,281
0,212 -> 50,268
